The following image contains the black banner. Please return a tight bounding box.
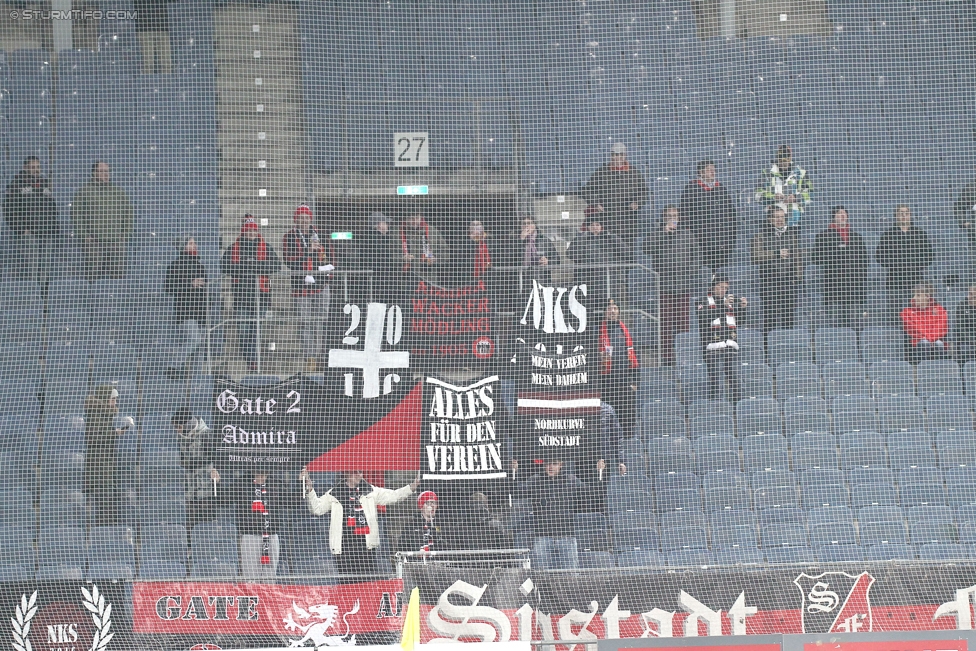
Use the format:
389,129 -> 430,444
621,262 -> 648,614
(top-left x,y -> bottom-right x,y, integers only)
212,377 -> 315,471
0,581 -> 130,650
408,277 -> 496,367
422,374 -> 507,481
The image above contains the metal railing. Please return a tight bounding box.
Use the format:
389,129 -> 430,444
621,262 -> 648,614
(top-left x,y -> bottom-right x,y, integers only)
395,548 -> 532,576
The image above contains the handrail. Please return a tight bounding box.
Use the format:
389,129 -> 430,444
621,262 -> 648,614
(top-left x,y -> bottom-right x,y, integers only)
395,548 -> 533,577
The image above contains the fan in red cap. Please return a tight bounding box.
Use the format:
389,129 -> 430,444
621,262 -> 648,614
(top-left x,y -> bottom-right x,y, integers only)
220,214 -> 282,371
395,490 -> 442,555
282,203 -> 333,373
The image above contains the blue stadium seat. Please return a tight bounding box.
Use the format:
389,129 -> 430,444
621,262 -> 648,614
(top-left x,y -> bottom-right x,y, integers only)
851,482 -> 900,508
815,327 -> 859,363
743,434 -> 789,472
87,526 -> 136,580
793,432 -> 839,470
863,543 -> 916,560
40,489 -> 86,529
786,411 -> 832,437
0,526 -> 35,581
690,399 -> 734,420
138,524 -> 188,579
869,361 -> 916,397
823,361 -> 870,398
917,543 -> 969,560
940,432 -> 976,469
840,431 -> 887,469
656,488 -> 702,513
763,545 -> 816,564
816,544 -> 863,562
661,525 -> 708,552
768,329 -> 813,366
690,414 -> 735,438
646,437 -> 694,474
927,396 -> 974,432
918,360 -> 964,397
802,482 -> 850,508
862,327 -> 906,363
613,526 -> 660,553
190,522 -> 238,577
639,368 -> 680,403
776,362 -> 822,399
735,363 -> 774,399
711,548 -> 765,565
37,526 -> 86,580
615,550 -> 665,567
666,549 -> 711,566
695,435 -> 740,474
947,467 -> 976,505
736,397 -> 782,435
860,519 -> 909,546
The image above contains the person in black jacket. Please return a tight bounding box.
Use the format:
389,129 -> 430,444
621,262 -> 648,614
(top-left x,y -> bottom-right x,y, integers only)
876,205 -> 935,324
361,212 -> 401,302
173,407 -> 220,528
679,160 -> 737,271
697,274 -> 748,402
954,284 -> 976,365
581,143 -> 649,247
220,216 -> 282,371
134,0 -> 172,74
164,236 -> 208,380
501,216 -> 558,310
812,206 -> 869,329
2,156 -> 59,285
599,300 -> 640,436
567,219 -> 629,313
751,206 -> 803,336
509,456 -> 606,570
643,205 -> 702,365
955,172 -> 976,254
238,468 -> 281,578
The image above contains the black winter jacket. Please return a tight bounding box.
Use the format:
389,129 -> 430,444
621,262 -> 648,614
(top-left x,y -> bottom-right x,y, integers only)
812,227 -> 869,306
642,226 -> 701,294
875,225 -> 934,290
2,170 -> 59,237
164,252 -> 209,323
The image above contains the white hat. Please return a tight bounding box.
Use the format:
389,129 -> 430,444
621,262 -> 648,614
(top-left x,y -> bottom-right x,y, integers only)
611,142 -> 627,155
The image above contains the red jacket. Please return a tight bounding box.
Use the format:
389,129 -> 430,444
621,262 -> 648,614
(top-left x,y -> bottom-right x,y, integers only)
901,303 -> 948,346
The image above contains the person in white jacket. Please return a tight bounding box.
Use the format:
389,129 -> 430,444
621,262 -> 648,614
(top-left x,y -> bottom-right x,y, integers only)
300,467 -> 419,578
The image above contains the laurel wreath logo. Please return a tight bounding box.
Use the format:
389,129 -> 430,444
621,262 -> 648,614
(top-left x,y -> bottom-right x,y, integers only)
11,591 -> 37,651
81,584 -> 114,651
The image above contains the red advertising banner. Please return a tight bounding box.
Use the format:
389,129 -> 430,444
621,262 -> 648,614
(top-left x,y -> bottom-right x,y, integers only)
133,579 -> 404,640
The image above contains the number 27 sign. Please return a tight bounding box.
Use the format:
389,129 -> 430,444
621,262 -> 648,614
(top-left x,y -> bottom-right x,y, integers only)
394,131 -> 429,167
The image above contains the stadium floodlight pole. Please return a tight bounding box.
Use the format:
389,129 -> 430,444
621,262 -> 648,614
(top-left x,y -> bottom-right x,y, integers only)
721,0 -> 736,38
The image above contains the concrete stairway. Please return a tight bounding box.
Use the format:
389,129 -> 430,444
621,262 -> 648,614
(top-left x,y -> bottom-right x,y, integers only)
213,1 -> 308,376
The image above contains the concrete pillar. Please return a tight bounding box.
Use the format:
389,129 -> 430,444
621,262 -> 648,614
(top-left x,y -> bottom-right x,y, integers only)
52,0 -> 72,51
720,0 -> 736,38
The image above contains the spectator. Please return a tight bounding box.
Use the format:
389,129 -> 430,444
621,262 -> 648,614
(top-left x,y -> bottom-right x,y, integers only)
581,142 -> 649,247
812,206 -> 869,329
954,170 -> 976,254
680,160 -> 737,271
599,299 -> 639,436
134,0 -> 172,75
173,407 -> 220,529
282,204 -> 332,374
697,274 -> 748,402
642,205 -> 701,365
456,220 -> 493,282
876,205 -> 935,322
755,144 -> 813,228
2,156 -> 59,285
510,457 -> 605,570
449,492 -> 507,550
301,468 -> 419,578
400,206 -> 448,284
901,282 -> 949,364
361,212 -> 400,302
751,206 -> 803,335
954,284 -> 976,365
164,236 -> 208,380
567,218 -> 629,313
395,490 -> 444,554
238,467 -> 282,578
72,161 -> 134,282
84,385 -> 129,525
220,216 -> 281,371
505,215 -> 558,302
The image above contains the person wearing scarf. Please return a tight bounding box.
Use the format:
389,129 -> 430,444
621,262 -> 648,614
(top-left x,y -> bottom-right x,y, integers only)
282,204 -> 332,373
581,142 -> 649,248
400,207 -> 448,284
599,299 -> 640,435
502,216 -> 558,311
679,160 -> 738,271
455,219 -> 494,282
238,468 -> 280,578
813,206 -> 869,329
164,235 -> 209,380
901,283 -> 949,365
697,274 -> 748,402
755,144 -> 813,229
751,206 -> 803,338
396,491 -> 445,554
221,216 -> 282,370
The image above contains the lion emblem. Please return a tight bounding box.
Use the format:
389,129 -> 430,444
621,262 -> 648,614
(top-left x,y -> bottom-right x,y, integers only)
283,599 -> 360,648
